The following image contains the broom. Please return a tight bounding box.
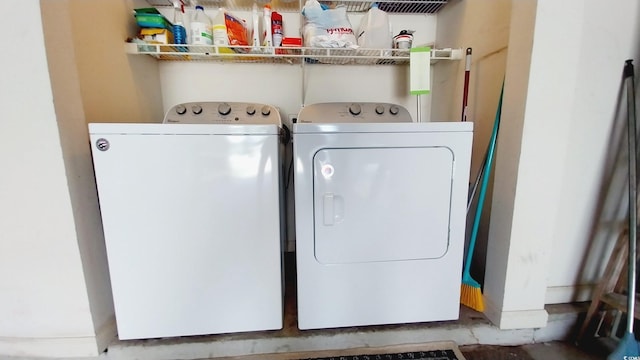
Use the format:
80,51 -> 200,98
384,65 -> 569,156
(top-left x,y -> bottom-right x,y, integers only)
461,83 -> 504,312
607,59 -> 640,360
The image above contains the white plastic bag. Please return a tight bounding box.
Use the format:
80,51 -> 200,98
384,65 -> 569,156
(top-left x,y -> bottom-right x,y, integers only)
302,0 -> 358,48
356,5 -> 392,49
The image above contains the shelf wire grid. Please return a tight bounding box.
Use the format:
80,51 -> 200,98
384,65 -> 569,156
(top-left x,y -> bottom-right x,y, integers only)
126,43 -> 461,65
145,0 -> 447,13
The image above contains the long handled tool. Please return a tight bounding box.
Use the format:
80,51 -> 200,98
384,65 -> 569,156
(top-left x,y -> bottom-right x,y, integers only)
461,83 -> 503,312
609,59 -> 640,360
461,48 -> 496,214
462,48 -> 483,213
461,48 -> 472,122
467,145 -> 488,213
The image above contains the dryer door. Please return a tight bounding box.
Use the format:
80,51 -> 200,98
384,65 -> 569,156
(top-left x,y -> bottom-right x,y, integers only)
313,146 -> 454,264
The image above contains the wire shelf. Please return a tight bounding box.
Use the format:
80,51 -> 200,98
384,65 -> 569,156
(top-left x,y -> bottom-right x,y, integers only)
125,42 -> 462,64
145,0 -> 448,13
334,0 -> 448,13
146,0 -> 299,12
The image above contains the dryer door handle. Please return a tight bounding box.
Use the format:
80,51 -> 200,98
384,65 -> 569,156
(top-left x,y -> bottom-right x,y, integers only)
323,193 -> 344,226
323,194 -> 335,225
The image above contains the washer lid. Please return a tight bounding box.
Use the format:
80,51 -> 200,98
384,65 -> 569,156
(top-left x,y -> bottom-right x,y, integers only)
293,121 -> 473,134
89,123 -> 281,135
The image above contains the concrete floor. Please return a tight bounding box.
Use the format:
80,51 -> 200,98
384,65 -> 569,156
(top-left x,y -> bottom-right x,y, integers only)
102,303 -> 606,360
101,253 -> 617,360
1,253 -> 616,360
460,340 -> 612,360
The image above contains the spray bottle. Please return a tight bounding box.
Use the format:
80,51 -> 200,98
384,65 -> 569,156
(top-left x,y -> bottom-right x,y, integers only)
172,0 -> 187,49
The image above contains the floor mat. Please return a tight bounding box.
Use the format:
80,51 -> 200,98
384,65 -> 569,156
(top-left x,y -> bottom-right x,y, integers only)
300,349 -> 462,359
460,344 -> 533,360
225,342 -> 467,360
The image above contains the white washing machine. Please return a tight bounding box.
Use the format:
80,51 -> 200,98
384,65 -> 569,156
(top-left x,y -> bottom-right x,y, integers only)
293,102 -> 473,330
89,102 -> 286,340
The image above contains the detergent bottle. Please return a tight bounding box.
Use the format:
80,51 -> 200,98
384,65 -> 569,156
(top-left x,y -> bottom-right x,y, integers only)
190,5 -> 213,45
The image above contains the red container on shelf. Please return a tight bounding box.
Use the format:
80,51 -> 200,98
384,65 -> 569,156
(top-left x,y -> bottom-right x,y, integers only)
271,11 -> 283,47
278,37 -> 302,55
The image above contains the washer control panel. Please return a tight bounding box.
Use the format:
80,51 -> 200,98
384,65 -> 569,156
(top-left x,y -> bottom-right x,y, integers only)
297,102 -> 412,123
163,102 -> 281,125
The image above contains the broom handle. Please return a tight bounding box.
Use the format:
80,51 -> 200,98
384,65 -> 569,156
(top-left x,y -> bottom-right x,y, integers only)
625,59 -> 637,333
463,84 -> 504,274
461,48 -> 472,122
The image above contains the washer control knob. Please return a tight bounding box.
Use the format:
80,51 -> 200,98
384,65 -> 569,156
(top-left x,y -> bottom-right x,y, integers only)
218,103 -> 231,116
246,105 -> 256,115
192,104 -> 203,115
261,106 -> 271,116
175,104 -> 187,115
389,105 -> 400,115
349,103 -> 362,116
375,105 -> 385,115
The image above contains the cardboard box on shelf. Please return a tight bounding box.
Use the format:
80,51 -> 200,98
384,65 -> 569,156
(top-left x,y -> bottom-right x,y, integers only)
137,28 -> 184,60
139,28 -> 174,45
278,37 -> 302,55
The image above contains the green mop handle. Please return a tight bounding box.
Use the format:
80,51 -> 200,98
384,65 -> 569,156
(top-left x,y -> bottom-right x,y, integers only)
463,84 -> 504,275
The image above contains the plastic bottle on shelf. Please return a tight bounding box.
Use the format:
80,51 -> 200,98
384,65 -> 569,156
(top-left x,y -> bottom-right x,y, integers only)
212,8 -> 230,46
172,1 -> 187,51
251,3 -> 261,51
262,4 -> 273,49
271,10 -> 283,47
190,5 -> 213,45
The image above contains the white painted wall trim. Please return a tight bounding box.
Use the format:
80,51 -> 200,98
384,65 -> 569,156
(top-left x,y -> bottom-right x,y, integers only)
0,336 -> 102,358
95,316 -> 117,354
484,296 -> 549,330
0,313 -> 114,357
482,0 -> 547,330
545,285 -> 594,305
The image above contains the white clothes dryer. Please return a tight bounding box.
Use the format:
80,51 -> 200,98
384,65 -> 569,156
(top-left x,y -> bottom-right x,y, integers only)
293,102 -> 473,330
89,102 -> 286,340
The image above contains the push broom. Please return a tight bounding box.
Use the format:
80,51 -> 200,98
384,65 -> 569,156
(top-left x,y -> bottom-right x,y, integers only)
461,83 -> 503,312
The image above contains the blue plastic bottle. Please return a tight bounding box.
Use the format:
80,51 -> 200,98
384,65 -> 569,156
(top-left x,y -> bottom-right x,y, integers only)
172,2 -> 187,51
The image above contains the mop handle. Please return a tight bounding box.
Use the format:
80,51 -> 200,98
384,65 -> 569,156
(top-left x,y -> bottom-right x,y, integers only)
625,59 -> 637,333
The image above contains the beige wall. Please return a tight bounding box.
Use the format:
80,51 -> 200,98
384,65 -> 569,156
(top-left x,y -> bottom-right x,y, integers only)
0,0 -> 164,357
5,0 -> 639,356
68,0 -> 164,124
432,0 -> 511,289
38,0 -> 165,354
0,0 -> 98,357
40,1 -> 117,352
482,0 -> 640,328
531,0 -> 640,303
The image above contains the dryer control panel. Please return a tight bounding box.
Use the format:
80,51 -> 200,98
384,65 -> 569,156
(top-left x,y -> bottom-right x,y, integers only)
163,102 -> 282,125
297,102 -> 412,123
